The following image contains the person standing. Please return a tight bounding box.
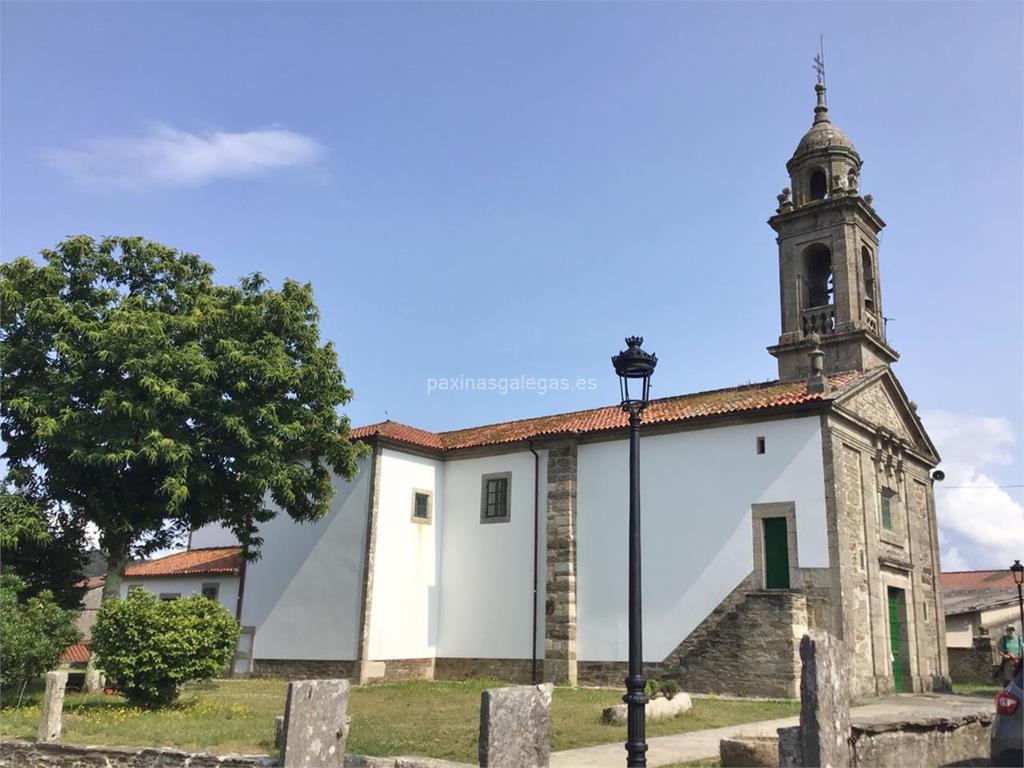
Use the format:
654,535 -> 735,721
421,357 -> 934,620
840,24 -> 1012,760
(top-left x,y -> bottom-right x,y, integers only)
997,624 -> 1023,684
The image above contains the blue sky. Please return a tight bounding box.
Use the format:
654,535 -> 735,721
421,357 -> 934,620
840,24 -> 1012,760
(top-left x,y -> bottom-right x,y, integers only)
2,1 -> 1021,569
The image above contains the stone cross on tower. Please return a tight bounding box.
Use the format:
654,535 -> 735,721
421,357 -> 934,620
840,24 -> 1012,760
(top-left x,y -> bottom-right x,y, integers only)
767,74 -> 898,381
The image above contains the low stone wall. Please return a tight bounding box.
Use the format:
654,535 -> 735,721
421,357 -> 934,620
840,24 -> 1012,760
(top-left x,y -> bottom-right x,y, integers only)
776,709 -> 994,768
378,658 -> 435,681
948,636 -> 998,685
0,742 -> 473,768
849,711 -> 994,768
0,740 -> 274,767
576,661 -> 668,687
433,657 -> 535,684
251,659 -> 357,679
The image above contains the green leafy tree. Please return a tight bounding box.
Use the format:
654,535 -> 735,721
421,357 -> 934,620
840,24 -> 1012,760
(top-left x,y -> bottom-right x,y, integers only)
1,503 -> 91,610
1,236 -> 366,597
0,574 -> 82,692
0,490 -> 50,549
92,589 -> 239,707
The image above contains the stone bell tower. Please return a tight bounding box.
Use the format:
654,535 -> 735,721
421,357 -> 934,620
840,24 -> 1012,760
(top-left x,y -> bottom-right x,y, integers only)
767,79 -> 898,381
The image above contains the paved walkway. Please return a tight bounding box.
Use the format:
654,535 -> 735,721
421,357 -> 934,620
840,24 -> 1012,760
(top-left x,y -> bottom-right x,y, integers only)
549,693 -> 993,768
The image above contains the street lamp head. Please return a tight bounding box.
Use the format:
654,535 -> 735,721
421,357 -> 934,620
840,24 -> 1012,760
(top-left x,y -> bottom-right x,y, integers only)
612,336 -> 657,413
1011,560 -> 1024,586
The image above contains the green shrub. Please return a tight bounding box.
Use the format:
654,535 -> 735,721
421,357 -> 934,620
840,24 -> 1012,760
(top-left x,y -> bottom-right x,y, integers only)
660,680 -> 681,700
92,588 -> 239,708
645,679 -> 661,698
0,574 -> 81,693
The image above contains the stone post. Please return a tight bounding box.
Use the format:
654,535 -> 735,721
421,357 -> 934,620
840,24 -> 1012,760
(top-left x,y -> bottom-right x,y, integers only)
37,670 -> 68,743
544,443 -> 578,686
281,679 -> 350,768
479,683 -> 553,768
785,632 -> 852,768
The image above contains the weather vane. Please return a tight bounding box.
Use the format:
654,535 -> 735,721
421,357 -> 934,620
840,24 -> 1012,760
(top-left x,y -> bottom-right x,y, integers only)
813,35 -> 826,92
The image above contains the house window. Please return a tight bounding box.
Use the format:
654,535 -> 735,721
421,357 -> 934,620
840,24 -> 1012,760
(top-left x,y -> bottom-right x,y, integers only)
880,489 -> 896,531
411,489 -> 433,524
159,592 -> 181,601
756,436 -> 766,455
480,473 -> 511,523
201,583 -> 220,601
763,517 -> 790,589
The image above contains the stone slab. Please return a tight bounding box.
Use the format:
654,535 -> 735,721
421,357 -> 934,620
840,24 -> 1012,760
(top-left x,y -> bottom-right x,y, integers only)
37,671 -> 67,743
282,678 -> 350,768
479,683 -> 553,768
719,735 -> 778,767
798,631 -> 850,768
601,693 -> 693,725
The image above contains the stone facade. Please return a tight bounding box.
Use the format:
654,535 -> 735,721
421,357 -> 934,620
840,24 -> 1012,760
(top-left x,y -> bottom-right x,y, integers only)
543,443 -> 577,686
826,381 -> 948,697
356,447 -> 383,685
0,741 -> 274,767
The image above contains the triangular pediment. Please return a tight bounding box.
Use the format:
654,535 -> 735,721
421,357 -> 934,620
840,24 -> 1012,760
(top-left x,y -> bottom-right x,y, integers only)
833,369 -> 940,464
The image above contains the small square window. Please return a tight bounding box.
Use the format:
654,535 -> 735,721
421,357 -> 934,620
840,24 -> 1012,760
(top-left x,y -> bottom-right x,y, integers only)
923,603 -> 929,620
880,489 -> 896,531
756,436 -> 766,455
411,490 -> 432,524
201,583 -> 220,601
480,473 -> 511,523
159,592 -> 181,601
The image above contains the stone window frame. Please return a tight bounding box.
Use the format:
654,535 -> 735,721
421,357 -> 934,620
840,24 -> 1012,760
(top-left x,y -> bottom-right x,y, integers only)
201,582 -> 220,601
877,481 -> 905,548
410,488 -> 433,525
751,502 -> 800,590
480,472 -> 512,524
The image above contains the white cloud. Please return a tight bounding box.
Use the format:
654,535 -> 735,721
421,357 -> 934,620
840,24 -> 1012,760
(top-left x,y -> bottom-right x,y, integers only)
922,410 -> 1024,571
43,124 -> 324,188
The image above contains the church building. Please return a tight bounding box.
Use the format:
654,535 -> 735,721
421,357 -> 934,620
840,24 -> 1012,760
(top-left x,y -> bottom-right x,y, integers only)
183,79 -> 950,698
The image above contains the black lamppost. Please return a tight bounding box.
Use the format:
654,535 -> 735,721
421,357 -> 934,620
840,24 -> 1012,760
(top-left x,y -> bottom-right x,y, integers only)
1011,560 -> 1024,635
611,336 -> 657,768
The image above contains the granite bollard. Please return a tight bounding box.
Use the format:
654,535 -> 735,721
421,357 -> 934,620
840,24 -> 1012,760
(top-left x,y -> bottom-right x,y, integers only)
37,670 -> 68,743
478,683 -> 553,768
281,679 -> 350,768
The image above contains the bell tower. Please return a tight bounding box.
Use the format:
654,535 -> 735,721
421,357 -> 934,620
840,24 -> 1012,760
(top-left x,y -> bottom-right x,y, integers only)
767,79 -> 898,381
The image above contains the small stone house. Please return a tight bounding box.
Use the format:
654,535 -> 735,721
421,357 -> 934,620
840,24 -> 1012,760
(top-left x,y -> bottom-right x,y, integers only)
180,79 -> 950,698
119,546 -> 243,618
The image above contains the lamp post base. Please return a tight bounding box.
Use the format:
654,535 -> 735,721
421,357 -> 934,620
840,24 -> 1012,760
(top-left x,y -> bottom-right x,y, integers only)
624,673 -> 648,766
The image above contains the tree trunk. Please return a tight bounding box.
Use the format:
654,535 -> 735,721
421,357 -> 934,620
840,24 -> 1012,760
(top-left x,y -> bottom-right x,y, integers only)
100,550 -> 127,601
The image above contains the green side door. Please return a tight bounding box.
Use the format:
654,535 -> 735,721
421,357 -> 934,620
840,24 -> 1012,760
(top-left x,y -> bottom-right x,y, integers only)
888,589 -> 903,693
763,517 -> 790,589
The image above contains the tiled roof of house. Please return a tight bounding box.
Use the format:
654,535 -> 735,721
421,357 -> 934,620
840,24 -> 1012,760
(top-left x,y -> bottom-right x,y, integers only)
352,372 -> 863,453
122,547 -> 243,578
944,588 -> 1019,616
61,642 -> 91,664
941,570 -> 1020,591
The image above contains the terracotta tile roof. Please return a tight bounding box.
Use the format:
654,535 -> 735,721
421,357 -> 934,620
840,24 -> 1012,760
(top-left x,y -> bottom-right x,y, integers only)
61,642 -> 91,664
122,547 -> 243,578
941,570 -> 1020,591
352,372 -> 863,453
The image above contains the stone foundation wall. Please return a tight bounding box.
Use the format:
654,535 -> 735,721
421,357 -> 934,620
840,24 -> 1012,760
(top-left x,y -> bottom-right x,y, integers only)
576,661 -> 668,687
948,636 -> 999,685
433,657 -> 536,684
378,658 -> 435,681
251,659 -> 357,679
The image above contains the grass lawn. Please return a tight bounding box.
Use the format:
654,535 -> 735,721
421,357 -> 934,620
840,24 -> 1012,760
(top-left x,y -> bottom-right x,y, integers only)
0,678 -> 798,764
951,682 -> 1002,698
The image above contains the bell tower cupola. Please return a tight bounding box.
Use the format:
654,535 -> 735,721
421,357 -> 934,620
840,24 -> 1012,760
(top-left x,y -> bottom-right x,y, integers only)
767,77 -> 897,381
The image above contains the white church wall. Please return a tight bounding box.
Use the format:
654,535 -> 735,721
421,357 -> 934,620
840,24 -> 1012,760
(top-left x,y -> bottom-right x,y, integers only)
240,456 -> 371,661
366,448 -> 443,661
576,415 -> 828,662
437,449 -> 547,660
120,575 -> 239,616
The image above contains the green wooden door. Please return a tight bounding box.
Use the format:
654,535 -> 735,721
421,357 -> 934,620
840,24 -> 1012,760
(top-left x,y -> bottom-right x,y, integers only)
763,518 -> 790,589
888,589 -> 903,693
